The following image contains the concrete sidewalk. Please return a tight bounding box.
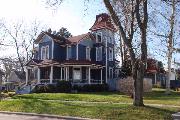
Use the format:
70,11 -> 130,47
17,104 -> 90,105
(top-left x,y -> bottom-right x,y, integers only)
172,112 -> 180,120
0,111 -> 98,120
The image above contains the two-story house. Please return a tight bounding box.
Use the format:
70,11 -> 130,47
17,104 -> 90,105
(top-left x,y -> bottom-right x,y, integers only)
25,13 -> 117,86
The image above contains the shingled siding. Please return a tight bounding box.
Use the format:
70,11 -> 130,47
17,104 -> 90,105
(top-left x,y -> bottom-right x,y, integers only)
53,42 -> 66,60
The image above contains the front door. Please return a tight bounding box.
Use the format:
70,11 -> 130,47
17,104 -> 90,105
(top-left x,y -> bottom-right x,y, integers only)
73,67 -> 81,82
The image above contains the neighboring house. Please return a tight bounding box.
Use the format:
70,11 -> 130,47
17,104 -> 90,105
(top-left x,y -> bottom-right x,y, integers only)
25,13 -> 118,86
145,58 -> 166,86
6,71 -> 26,90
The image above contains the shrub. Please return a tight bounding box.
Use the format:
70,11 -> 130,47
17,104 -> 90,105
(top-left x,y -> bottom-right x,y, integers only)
33,84 -> 56,93
73,84 -> 108,92
56,80 -> 72,93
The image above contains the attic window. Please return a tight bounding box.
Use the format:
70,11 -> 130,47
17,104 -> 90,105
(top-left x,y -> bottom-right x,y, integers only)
41,46 -> 49,60
96,32 -> 102,43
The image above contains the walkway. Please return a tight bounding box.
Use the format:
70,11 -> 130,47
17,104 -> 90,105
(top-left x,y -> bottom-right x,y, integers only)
0,112 -> 96,120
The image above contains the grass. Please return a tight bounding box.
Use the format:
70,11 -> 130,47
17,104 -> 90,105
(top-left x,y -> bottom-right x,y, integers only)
13,88 -> 180,106
0,88 -> 179,119
0,99 -> 178,120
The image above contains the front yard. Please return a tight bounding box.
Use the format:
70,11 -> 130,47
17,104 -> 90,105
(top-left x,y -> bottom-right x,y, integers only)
0,88 -> 179,120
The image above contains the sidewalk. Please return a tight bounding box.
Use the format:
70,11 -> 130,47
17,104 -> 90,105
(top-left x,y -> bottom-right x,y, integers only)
0,111 -> 99,120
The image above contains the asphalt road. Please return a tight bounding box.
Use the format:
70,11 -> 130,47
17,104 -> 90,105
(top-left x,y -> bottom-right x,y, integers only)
0,113 -> 69,120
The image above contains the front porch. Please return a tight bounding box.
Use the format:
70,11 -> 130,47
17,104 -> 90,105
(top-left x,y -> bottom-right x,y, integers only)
26,65 -> 104,85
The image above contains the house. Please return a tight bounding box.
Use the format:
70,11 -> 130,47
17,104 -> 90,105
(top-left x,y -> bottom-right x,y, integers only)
25,13 -> 118,86
6,71 -> 26,90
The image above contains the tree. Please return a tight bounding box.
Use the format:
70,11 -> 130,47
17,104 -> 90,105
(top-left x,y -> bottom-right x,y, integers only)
0,20 -> 46,72
103,0 -> 148,106
150,0 -> 180,94
58,27 -> 72,38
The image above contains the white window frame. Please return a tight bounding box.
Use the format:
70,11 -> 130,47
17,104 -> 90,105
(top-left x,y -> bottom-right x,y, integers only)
96,47 -> 102,61
109,48 -> 113,61
66,45 -> 71,60
96,32 -> 102,43
86,47 -> 91,60
41,46 -> 49,60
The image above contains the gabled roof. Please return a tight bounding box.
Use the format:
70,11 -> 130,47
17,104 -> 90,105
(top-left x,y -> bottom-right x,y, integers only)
34,32 -> 71,45
90,13 -> 117,32
67,32 -> 95,44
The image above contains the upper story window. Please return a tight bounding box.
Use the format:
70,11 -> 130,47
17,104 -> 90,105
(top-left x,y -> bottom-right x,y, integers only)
96,47 -> 102,61
86,47 -> 91,60
67,46 -> 72,60
96,32 -> 102,43
109,48 -> 113,61
41,46 -> 49,60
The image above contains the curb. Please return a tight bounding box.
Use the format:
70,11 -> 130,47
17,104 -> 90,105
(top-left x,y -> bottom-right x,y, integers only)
172,112 -> 180,120
0,111 -> 99,120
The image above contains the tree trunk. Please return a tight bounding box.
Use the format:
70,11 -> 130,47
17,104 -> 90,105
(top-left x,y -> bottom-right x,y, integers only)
166,0 -> 175,94
119,36 -> 124,65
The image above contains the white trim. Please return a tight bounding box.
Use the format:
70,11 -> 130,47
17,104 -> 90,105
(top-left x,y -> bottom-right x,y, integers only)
37,68 -> 40,84
50,66 -> 53,84
25,67 -> 28,85
88,67 -> 91,84
52,40 -> 54,59
96,32 -> 102,43
46,45 -> 49,59
96,47 -> 102,61
67,45 -> 71,60
76,44 -> 79,60
100,69 -> 102,84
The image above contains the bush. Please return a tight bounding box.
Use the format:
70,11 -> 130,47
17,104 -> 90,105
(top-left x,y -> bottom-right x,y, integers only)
73,84 -> 109,92
56,81 -> 72,93
33,84 -> 56,93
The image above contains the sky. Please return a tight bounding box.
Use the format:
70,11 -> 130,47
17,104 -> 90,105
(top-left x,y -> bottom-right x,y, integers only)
0,0 -> 107,57
0,0 -> 179,68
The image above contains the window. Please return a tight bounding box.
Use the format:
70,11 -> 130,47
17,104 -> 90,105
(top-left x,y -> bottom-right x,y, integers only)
41,46 -> 49,60
96,47 -> 102,61
109,67 -> 113,79
67,46 -> 72,60
96,32 -> 102,43
86,47 -> 91,60
109,48 -> 113,61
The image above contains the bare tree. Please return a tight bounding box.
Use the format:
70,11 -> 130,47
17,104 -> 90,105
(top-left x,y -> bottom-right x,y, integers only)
150,0 -> 180,94
1,20 -> 46,72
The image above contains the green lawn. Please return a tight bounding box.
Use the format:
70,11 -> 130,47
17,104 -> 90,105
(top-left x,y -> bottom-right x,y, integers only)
0,88 -> 179,120
0,99 -> 178,120
13,88 -> 180,106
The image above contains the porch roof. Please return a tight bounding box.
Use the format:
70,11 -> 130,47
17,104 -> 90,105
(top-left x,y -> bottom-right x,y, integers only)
26,59 -> 104,68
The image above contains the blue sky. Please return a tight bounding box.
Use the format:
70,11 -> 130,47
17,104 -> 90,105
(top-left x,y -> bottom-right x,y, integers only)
0,0 -> 107,57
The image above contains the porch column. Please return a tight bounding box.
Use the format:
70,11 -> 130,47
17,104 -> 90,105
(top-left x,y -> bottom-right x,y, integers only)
60,67 -> 62,80
65,67 -> 68,81
25,68 -> 28,85
155,73 -> 157,84
50,66 -> 53,84
101,69 -> 103,84
88,67 -> 91,84
37,67 -> 40,84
